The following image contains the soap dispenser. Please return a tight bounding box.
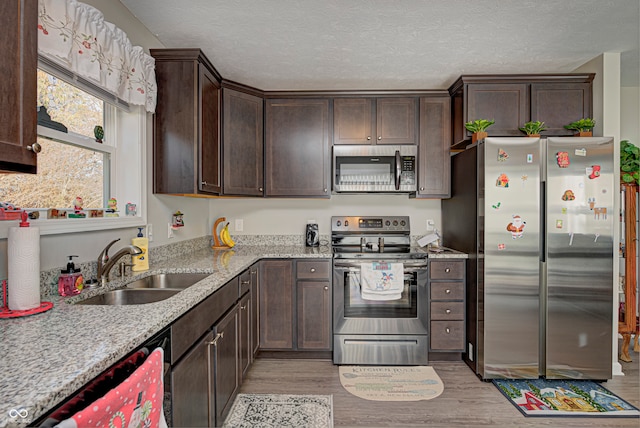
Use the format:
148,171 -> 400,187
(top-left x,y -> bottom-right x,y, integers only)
132,227 -> 149,271
58,255 -> 83,296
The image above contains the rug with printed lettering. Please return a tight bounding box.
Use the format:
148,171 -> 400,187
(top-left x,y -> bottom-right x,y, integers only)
339,366 -> 444,401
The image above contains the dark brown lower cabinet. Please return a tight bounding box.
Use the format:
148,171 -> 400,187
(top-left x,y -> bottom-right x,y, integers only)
297,280 -> 331,349
259,260 -> 294,349
239,291 -> 251,379
211,305 -> 239,427
249,264 -> 260,358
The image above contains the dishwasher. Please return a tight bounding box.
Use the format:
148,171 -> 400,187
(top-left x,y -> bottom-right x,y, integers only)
35,327 -> 172,427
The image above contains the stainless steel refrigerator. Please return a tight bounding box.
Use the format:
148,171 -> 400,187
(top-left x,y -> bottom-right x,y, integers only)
443,136 -> 614,380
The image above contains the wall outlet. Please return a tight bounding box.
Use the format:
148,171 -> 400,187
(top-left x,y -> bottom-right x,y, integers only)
235,219 -> 244,232
146,224 -> 153,242
168,223 -> 174,239
427,219 -> 435,231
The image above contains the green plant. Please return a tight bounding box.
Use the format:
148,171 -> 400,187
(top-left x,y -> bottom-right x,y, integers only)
465,119 -> 495,133
519,121 -> 547,135
620,140 -> 639,185
564,118 -> 595,132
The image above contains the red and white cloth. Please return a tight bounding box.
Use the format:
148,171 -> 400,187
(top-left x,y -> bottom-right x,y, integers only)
55,348 -> 167,428
360,262 -> 404,301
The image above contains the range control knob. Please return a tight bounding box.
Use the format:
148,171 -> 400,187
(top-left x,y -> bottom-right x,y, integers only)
400,220 -> 406,227
392,220 -> 398,226
336,220 -> 341,227
344,220 -> 349,226
385,220 -> 391,226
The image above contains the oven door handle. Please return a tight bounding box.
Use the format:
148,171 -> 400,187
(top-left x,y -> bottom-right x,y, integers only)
334,261 -> 428,269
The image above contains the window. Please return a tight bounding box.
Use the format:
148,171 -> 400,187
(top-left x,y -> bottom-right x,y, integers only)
0,63 -> 146,238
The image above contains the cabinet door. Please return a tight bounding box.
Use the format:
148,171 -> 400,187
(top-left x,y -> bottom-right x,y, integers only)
531,83 -> 591,136
376,98 -> 418,145
466,84 -> 529,137
416,97 -> 451,198
333,98 -> 375,145
297,280 -> 332,350
259,260 -> 294,349
211,306 -> 239,427
199,64 -> 221,194
250,264 -> 260,358
171,332 -> 211,428
222,88 -> 264,195
265,99 -> 330,197
239,292 -> 251,379
0,0 -> 37,174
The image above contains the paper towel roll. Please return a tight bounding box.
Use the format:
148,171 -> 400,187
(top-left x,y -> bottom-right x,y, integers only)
8,226 -> 41,311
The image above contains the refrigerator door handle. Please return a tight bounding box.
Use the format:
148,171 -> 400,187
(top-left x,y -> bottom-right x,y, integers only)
540,181 -> 546,262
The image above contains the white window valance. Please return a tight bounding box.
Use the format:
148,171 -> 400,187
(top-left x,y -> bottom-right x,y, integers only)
37,0 -> 157,113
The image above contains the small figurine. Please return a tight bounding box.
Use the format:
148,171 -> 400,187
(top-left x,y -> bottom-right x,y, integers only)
106,197 -> 119,217
94,125 -> 104,143
69,196 -> 86,218
125,203 -> 137,216
172,211 -> 184,227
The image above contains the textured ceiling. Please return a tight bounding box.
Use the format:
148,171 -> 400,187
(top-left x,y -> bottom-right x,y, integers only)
120,0 -> 639,90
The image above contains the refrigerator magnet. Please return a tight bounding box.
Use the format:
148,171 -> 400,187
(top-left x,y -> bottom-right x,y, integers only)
593,207 -> 607,220
496,173 -> 509,188
556,219 -> 563,229
506,215 -> 526,239
527,154 -> 533,163
491,202 -> 501,210
575,148 -> 587,156
588,197 -> 596,209
521,175 -> 528,186
498,148 -> 509,162
588,165 -> 601,179
556,151 -> 570,168
561,190 -> 576,201
561,207 -> 567,214
498,243 -> 506,250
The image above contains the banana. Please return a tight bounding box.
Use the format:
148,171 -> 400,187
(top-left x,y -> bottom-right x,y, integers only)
220,222 -> 236,248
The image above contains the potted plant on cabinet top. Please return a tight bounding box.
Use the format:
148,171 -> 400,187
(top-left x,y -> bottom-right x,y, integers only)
519,120 -> 547,137
620,140 -> 639,185
465,119 -> 495,143
564,118 -> 595,137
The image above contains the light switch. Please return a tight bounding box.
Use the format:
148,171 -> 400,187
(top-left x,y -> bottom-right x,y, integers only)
235,219 -> 244,232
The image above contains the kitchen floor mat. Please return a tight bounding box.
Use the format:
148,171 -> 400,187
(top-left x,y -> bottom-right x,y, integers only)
339,366 -> 444,401
493,378 -> 640,417
222,394 -> 333,428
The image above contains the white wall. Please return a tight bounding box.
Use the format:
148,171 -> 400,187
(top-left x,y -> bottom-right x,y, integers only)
620,87 -> 639,143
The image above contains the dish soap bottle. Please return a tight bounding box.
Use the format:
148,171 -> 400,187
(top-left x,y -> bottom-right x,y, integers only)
58,255 -> 83,296
132,227 -> 149,271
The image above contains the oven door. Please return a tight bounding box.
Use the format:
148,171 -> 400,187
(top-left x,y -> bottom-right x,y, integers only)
333,259 -> 428,335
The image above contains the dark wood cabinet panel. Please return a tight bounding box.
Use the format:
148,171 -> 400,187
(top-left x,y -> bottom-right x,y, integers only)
250,264 -> 260,358
239,292 -> 251,379
0,0 -> 37,174
531,83 -> 592,136
416,97 -> 451,198
333,98 -> 375,144
259,260 -> 294,349
265,99 -> 330,197
211,305 -> 239,426
171,333 -> 210,428
334,97 -> 417,145
466,83 -> 529,137
428,259 -> 466,354
297,280 -> 332,350
151,49 -> 221,195
222,88 -> 264,195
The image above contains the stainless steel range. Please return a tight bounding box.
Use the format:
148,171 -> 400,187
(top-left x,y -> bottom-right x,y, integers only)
331,216 -> 428,365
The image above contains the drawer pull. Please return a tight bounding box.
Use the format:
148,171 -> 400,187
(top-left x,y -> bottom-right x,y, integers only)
241,280 -> 250,285
445,309 -> 451,314
446,328 -> 450,334
445,289 -> 451,294
310,268 -> 316,273
445,268 -> 451,273
240,305 -> 247,310
324,286 -> 328,291
208,332 -> 224,346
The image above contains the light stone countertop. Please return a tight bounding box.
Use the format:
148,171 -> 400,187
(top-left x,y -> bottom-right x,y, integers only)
0,243 -> 466,427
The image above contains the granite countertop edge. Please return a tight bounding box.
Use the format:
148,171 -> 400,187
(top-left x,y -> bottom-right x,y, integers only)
0,243 -> 466,427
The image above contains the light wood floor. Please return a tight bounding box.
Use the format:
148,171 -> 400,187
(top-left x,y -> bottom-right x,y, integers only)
239,351 -> 639,427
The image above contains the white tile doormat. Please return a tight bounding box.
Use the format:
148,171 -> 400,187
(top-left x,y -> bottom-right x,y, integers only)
222,393 -> 334,428
339,366 -> 444,401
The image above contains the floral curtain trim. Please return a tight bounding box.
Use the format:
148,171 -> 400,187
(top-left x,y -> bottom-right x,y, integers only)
38,0 -> 157,112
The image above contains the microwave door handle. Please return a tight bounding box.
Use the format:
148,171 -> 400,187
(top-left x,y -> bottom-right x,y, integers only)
394,150 -> 401,190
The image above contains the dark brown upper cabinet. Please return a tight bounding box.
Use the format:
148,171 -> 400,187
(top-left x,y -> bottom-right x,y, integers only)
414,96 -> 451,199
334,97 -> 418,145
151,49 -> 221,195
265,98 -> 330,197
222,85 -> 264,196
0,0 -> 38,174
449,75 -> 594,147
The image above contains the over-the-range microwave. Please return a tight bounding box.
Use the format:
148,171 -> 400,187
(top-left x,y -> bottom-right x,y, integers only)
333,145 -> 417,193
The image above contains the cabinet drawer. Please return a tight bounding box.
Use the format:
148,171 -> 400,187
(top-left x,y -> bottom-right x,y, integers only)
296,260 -> 331,279
239,270 -> 251,296
430,301 -> 464,320
171,277 -> 238,364
430,321 -> 464,350
430,282 -> 464,300
429,260 -> 464,280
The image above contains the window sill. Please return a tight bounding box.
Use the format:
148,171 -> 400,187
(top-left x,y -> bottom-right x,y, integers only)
0,215 -> 145,239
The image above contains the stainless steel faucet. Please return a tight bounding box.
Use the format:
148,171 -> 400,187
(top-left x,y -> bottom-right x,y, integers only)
97,238 -> 143,285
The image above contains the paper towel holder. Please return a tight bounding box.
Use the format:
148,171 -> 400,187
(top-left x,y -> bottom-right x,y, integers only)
0,280 -> 53,319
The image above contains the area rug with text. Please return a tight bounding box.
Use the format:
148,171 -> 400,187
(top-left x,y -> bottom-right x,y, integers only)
222,394 -> 333,428
339,366 -> 444,401
493,378 -> 640,417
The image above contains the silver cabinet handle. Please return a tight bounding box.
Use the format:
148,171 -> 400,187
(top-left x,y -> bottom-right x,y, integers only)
27,142 -> 42,153
250,270 -> 257,275
445,309 -> 451,314
445,268 -> 451,273
367,136 -> 371,140
241,280 -> 250,285
324,286 -> 328,290
445,289 -> 451,294
201,181 -> 208,186
378,136 -> 382,140
208,332 -> 224,346
324,188 -> 328,192
446,328 -> 450,334
310,268 -> 316,273
259,187 -> 263,192
420,187 -> 425,191
240,305 -> 247,310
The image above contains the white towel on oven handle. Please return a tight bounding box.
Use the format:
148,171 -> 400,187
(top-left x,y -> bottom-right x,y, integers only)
360,262 -> 404,300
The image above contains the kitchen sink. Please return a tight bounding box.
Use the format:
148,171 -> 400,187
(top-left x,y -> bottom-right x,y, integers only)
125,273 -> 210,290
76,288 -> 180,305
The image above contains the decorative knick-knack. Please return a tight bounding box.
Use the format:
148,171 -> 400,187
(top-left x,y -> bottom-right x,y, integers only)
94,125 -> 104,143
